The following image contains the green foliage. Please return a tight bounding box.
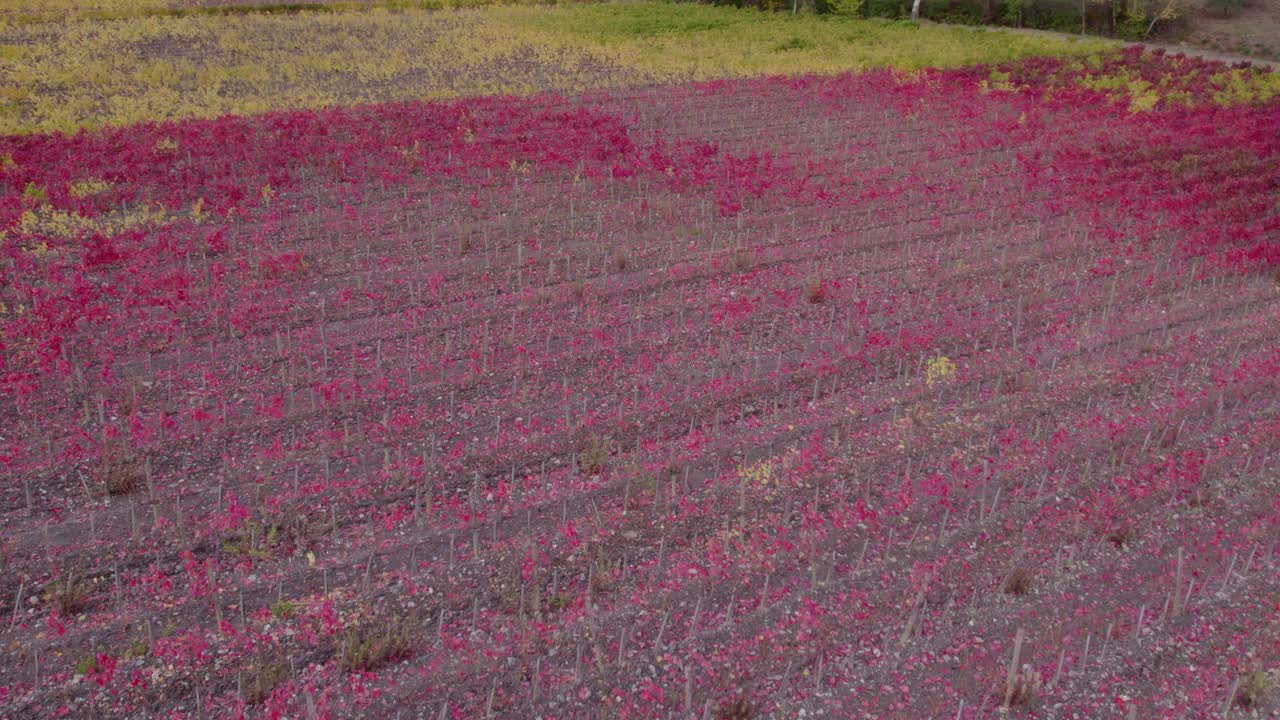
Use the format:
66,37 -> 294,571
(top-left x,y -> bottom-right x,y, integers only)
557,2 -> 746,37
1115,16 -> 1148,40
773,35 -> 814,50
75,655 -> 98,676
222,521 -> 286,560
999,0 -> 1025,25
269,599 -> 296,619
865,0 -> 1178,37
22,182 -> 46,205
922,0 -> 985,25
816,0 -> 864,16
863,0 -> 906,18
1019,2 -> 1082,32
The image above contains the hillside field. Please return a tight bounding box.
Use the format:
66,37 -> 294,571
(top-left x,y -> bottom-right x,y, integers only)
1,3 -> 1279,719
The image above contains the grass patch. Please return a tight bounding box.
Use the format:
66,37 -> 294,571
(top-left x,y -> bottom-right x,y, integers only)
524,3 -> 1111,76
0,1 -> 479,25
0,2 -> 1112,134
773,35 -> 814,52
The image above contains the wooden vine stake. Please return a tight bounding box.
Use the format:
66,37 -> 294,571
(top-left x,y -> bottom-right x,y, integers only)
1173,547 -> 1185,615
1003,627 -> 1026,710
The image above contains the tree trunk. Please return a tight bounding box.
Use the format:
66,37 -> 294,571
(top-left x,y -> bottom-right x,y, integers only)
911,0 -> 922,20
1144,0 -> 1169,36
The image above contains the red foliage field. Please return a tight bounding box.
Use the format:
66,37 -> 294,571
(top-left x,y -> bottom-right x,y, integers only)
1,48 -> 1279,718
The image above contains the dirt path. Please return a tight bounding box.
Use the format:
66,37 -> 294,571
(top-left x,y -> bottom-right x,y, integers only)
923,20 -> 1280,69
1134,41 -> 1280,68
1120,36 -> 1279,69
1183,0 -> 1280,60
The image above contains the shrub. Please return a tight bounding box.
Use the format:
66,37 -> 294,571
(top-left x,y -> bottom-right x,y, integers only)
270,600 -> 297,619
1106,524 -> 1136,549
578,436 -> 611,476
338,618 -> 418,673
999,0 -> 1025,26
864,0 -> 905,18
102,453 -> 144,497
925,356 -> 957,387
75,655 -> 98,676
921,0 -> 984,24
43,576 -> 94,615
611,249 -> 630,272
1004,664 -> 1043,706
1114,13 -> 1149,40
721,697 -> 754,719
1021,2 -> 1087,32
816,0 -> 863,15
805,278 -> 828,304
221,522 -> 279,560
1236,667 -> 1277,709
1003,567 -> 1035,595
772,36 -> 813,52
243,651 -> 291,704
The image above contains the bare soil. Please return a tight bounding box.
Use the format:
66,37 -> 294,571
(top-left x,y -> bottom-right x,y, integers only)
1183,0 -> 1280,59
935,21 -> 1280,68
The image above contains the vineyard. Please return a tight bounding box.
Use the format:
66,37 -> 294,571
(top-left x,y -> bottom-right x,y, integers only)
1,4 -> 1280,718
